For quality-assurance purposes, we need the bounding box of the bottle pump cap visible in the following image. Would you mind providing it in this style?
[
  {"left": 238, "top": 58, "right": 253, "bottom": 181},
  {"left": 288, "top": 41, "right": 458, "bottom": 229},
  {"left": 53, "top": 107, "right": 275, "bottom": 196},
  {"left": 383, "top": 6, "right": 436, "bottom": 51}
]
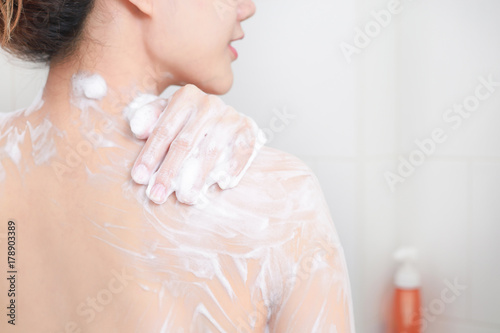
[{"left": 393, "top": 247, "right": 421, "bottom": 289}]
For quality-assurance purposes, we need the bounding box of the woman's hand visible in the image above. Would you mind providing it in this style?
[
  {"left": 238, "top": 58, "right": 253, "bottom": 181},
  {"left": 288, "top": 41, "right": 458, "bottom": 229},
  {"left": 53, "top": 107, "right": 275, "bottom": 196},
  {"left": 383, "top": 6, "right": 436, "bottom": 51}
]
[{"left": 125, "top": 84, "right": 266, "bottom": 205}]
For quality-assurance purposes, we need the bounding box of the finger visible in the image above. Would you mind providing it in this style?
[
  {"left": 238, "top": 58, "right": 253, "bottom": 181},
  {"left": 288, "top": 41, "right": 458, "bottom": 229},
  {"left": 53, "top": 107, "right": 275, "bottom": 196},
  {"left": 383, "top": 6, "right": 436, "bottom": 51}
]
[
  {"left": 202, "top": 112, "right": 260, "bottom": 190},
  {"left": 225, "top": 128, "right": 266, "bottom": 189},
  {"left": 146, "top": 110, "right": 224, "bottom": 205},
  {"left": 130, "top": 98, "right": 169, "bottom": 139},
  {"left": 186, "top": 108, "right": 243, "bottom": 198},
  {"left": 225, "top": 118, "right": 267, "bottom": 187},
  {"left": 124, "top": 94, "right": 158, "bottom": 123},
  {"left": 180, "top": 128, "right": 228, "bottom": 205},
  {"left": 131, "top": 101, "right": 195, "bottom": 185}
]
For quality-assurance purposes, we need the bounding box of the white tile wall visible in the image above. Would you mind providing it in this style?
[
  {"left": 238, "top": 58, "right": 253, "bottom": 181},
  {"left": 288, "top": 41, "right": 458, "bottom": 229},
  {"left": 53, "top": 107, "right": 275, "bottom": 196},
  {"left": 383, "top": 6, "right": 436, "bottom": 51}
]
[
  {"left": 398, "top": 0, "right": 500, "bottom": 158},
  {"left": 360, "top": 160, "right": 398, "bottom": 333},
  {"left": 396, "top": 161, "right": 469, "bottom": 319},
  {"left": 10, "top": 62, "right": 48, "bottom": 110},
  {"left": 0, "top": 50, "right": 48, "bottom": 112},
  {"left": 359, "top": 27, "right": 397, "bottom": 157},
  {"left": 470, "top": 162, "right": 500, "bottom": 325},
  {"left": 309, "top": 158, "right": 360, "bottom": 292},
  {"left": 427, "top": 319, "right": 500, "bottom": 333},
  {"left": 0, "top": 51, "right": 14, "bottom": 112},
  {"left": 2, "top": 0, "right": 500, "bottom": 332},
  {"left": 225, "top": 0, "right": 358, "bottom": 158}
]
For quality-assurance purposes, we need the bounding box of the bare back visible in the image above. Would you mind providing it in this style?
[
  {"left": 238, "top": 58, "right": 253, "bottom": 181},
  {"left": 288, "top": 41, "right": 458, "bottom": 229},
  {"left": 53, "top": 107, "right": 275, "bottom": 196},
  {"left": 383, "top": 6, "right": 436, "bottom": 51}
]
[{"left": 0, "top": 101, "right": 354, "bottom": 332}]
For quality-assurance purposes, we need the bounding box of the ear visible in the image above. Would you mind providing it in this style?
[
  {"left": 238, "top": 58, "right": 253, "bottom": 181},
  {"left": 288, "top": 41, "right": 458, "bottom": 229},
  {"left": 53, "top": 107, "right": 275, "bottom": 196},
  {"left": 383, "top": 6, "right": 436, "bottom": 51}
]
[{"left": 128, "top": 0, "right": 153, "bottom": 16}]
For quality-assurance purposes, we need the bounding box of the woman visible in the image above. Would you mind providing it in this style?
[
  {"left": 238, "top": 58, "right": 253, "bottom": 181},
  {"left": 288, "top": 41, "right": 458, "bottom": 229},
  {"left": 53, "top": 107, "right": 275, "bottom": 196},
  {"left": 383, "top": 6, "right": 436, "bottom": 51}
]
[{"left": 0, "top": 0, "right": 355, "bottom": 332}]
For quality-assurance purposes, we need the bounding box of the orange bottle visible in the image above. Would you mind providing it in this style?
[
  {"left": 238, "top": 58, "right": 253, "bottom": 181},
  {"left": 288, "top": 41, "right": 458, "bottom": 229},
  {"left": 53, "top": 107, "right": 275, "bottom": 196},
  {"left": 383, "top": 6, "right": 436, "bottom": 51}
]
[{"left": 393, "top": 247, "right": 421, "bottom": 333}]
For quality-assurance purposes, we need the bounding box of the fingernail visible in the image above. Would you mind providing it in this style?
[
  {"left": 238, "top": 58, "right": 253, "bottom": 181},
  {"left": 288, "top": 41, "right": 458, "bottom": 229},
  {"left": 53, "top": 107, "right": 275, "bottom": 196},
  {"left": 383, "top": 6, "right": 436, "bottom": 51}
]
[
  {"left": 178, "top": 189, "right": 199, "bottom": 205},
  {"left": 217, "top": 172, "right": 232, "bottom": 190},
  {"left": 132, "top": 164, "right": 150, "bottom": 184},
  {"left": 149, "top": 184, "right": 167, "bottom": 204}
]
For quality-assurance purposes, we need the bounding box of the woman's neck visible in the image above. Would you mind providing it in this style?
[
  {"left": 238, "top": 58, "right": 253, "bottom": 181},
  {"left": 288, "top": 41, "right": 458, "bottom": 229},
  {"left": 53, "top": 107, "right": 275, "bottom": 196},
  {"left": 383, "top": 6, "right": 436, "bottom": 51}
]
[
  {"left": 39, "top": 8, "right": 176, "bottom": 136},
  {"left": 23, "top": 55, "right": 170, "bottom": 179},
  {"left": 42, "top": 61, "right": 151, "bottom": 132}
]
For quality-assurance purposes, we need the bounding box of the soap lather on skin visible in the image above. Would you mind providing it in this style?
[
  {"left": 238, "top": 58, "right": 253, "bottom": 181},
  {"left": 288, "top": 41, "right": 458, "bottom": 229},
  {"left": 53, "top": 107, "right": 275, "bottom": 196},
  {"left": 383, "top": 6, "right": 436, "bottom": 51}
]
[
  {"left": 73, "top": 72, "right": 108, "bottom": 101},
  {"left": 124, "top": 93, "right": 165, "bottom": 139},
  {"left": 71, "top": 72, "right": 266, "bottom": 206},
  {"left": 125, "top": 92, "right": 266, "bottom": 206}
]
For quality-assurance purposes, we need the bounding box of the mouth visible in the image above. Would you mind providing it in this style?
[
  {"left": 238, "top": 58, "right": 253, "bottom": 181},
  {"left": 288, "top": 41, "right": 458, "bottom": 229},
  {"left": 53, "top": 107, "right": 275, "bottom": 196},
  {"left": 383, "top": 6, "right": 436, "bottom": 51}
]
[
  {"left": 229, "top": 35, "right": 244, "bottom": 60},
  {"left": 228, "top": 44, "right": 238, "bottom": 59}
]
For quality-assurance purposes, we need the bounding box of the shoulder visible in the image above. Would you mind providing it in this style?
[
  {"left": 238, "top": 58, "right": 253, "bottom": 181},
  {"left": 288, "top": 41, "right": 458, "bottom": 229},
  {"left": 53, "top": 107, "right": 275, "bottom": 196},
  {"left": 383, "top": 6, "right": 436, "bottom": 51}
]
[
  {"left": 237, "top": 146, "right": 326, "bottom": 213},
  {"left": 241, "top": 146, "right": 319, "bottom": 192},
  {"left": 200, "top": 146, "right": 335, "bottom": 241},
  {"left": 223, "top": 147, "right": 345, "bottom": 311},
  {"left": 252, "top": 146, "right": 311, "bottom": 173},
  {"left": 0, "top": 109, "right": 27, "bottom": 165},
  {"left": 239, "top": 147, "right": 341, "bottom": 251},
  {"left": 0, "top": 90, "right": 44, "bottom": 139},
  {"left": 0, "top": 108, "right": 32, "bottom": 151},
  {"left": 0, "top": 109, "right": 26, "bottom": 131},
  {"left": 0, "top": 106, "right": 48, "bottom": 184}
]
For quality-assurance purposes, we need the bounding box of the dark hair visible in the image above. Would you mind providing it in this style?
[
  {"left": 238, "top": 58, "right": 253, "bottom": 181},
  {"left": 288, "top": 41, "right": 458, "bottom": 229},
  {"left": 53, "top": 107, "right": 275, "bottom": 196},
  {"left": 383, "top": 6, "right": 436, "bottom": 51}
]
[{"left": 0, "top": 0, "right": 96, "bottom": 64}]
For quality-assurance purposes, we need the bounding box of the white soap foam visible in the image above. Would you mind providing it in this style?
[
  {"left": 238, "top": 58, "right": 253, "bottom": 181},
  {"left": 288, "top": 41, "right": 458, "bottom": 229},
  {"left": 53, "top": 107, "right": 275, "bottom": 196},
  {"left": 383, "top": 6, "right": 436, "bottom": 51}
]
[{"left": 72, "top": 72, "right": 108, "bottom": 101}]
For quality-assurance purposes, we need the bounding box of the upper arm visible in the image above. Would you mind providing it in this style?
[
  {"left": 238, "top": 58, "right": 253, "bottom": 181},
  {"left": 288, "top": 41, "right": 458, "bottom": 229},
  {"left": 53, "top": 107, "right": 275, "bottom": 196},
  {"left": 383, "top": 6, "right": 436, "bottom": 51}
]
[
  {"left": 268, "top": 168, "right": 355, "bottom": 333},
  {"left": 270, "top": 239, "right": 354, "bottom": 332}
]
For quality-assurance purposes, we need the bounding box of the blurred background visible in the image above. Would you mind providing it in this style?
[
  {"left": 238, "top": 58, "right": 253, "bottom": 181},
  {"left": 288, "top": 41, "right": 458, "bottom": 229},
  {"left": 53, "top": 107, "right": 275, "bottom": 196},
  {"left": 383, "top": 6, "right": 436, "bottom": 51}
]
[{"left": 1, "top": 0, "right": 499, "bottom": 332}]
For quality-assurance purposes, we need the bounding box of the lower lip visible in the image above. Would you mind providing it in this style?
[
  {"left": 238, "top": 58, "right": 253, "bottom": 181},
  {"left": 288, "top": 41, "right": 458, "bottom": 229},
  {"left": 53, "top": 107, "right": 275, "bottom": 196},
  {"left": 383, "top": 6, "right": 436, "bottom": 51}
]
[{"left": 229, "top": 44, "right": 238, "bottom": 59}]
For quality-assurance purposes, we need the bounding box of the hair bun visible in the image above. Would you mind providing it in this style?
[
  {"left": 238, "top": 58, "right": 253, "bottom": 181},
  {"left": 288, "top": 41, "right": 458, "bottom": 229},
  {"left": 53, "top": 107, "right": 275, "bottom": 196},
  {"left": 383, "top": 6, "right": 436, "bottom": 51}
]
[{"left": 1, "top": 0, "right": 95, "bottom": 64}]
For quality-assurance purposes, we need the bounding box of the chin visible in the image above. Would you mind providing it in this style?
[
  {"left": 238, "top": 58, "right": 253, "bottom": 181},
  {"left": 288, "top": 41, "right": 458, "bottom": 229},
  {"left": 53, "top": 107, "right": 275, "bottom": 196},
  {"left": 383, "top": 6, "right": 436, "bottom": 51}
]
[{"left": 197, "top": 73, "right": 234, "bottom": 95}]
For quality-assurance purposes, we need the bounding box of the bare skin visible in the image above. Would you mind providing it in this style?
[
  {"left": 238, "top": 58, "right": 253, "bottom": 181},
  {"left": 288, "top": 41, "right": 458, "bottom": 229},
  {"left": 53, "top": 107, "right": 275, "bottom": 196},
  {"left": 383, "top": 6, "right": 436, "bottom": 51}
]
[
  {"left": 0, "top": 0, "right": 355, "bottom": 331},
  {"left": 0, "top": 94, "right": 354, "bottom": 331}
]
